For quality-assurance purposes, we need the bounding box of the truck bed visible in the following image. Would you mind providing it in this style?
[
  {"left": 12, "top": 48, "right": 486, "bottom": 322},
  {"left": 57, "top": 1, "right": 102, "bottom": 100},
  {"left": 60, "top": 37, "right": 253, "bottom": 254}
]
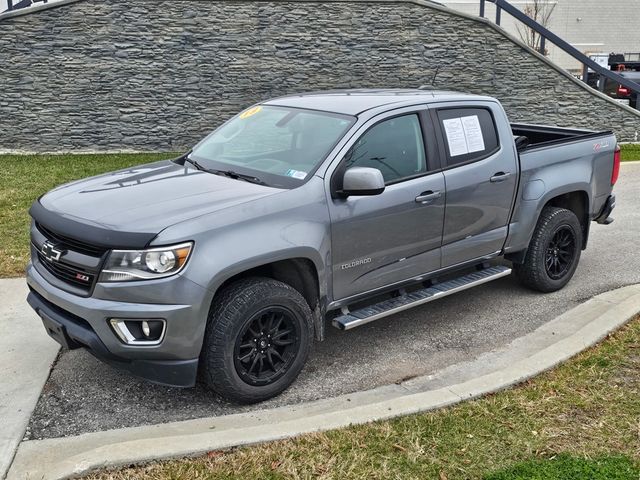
[
  {"left": 511, "top": 123, "right": 612, "bottom": 150},
  {"left": 505, "top": 123, "right": 617, "bottom": 257}
]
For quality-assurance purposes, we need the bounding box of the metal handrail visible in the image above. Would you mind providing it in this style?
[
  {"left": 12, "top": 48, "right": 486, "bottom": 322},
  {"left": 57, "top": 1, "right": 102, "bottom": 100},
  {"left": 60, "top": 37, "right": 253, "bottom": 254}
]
[
  {"left": 480, "top": 0, "right": 640, "bottom": 97},
  {"left": 4, "top": 0, "right": 50, "bottom": 13}
]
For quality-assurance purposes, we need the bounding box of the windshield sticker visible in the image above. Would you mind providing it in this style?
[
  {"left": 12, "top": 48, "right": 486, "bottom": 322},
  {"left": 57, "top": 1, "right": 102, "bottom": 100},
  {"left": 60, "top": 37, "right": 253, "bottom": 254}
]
[
  {"left": 442, "top": 115, "right": 485, "bottom": 157},
  {"left": 286, "top": 169, "right": 307, "bottom": 180},
  {"left": 239, "top": 106, "right": 262, "bottom": 119}
]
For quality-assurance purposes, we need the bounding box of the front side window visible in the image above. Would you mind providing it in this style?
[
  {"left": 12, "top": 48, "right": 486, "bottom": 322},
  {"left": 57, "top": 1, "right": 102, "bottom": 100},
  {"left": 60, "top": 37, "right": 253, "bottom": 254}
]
[
  {"left": 342, "top": 114, "right": 427, "bottom": 184},
  {"left": 190, "top": 105, "right": 355, "bottom": 188}
]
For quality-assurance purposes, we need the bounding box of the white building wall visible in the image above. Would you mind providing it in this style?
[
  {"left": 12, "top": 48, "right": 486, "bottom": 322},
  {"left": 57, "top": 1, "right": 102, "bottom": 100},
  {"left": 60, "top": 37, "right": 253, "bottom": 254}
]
[{"left": 439, "top": 0, "right": 640, "bottom": 73}]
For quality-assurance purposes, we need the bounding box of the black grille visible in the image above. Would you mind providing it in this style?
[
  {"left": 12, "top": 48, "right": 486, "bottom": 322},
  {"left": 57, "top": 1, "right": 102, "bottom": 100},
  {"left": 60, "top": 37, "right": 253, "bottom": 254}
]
[
  {"left": 34, "top": 223, "right": 106, "bottom": 295},
  {"left": 36, "top": 223, "right": 108, "bottom": 257},
  {"left": 37, "top": 252, "right": 96, "bottom": 292}
]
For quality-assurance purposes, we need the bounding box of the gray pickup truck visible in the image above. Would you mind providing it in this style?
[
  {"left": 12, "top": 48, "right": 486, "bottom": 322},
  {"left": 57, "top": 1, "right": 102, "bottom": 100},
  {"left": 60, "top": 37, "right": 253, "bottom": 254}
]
[{"left": 26, "top": 89, "right": 619, "bottom": 403}]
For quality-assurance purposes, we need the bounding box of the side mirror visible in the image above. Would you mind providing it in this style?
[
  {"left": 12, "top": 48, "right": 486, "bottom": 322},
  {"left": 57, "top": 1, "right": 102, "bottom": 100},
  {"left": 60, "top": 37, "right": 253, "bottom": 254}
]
[{"left": 341, "top": 167, "right": 385, "bottom": 196}]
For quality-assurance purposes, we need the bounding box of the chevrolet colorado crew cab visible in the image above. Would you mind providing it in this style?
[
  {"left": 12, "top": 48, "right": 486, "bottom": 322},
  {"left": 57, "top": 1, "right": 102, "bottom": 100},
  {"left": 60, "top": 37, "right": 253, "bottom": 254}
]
[{"left": 27, "top": 89, "right": 619, "bottom": 403}]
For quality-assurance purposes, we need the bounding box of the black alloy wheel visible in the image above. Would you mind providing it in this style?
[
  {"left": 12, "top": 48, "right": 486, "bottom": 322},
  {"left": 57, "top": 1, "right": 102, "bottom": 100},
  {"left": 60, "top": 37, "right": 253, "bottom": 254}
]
[
  {"left": 200, "top": 277, "right": 312, "bottom": 404},
  {"left": 513, "top": 206, "right": 583, "bottom": 293},
  {"left": 544, "top": 225, "right": 577, "bottom": 280},
  {"left": 233, "top": 307, "right": 300, "bottom": 386}
]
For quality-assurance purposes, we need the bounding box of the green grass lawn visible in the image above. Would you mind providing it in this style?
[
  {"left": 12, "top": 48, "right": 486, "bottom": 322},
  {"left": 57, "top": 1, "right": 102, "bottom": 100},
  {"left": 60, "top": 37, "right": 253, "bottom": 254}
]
[
  {"left": 621, "top": 143, "right": 640, "bottom": 161},
  {"left": 83, "top": 319, "right": 640, "bottom": 480},
  {"left": 485, "top": 454, "right": 639, "bottom": 480},
  {"left": 0, "top": 153, "right": 179, "bottom": 278}
]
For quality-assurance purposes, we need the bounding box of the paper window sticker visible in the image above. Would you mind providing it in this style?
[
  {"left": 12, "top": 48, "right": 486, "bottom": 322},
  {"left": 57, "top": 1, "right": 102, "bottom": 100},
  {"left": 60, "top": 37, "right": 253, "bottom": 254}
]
[
  {"left": 442, "top": 117, "right": 469, "bottom": 157},
  {"left": 461, "top": 115, "right": 485, "bottom": 153}
]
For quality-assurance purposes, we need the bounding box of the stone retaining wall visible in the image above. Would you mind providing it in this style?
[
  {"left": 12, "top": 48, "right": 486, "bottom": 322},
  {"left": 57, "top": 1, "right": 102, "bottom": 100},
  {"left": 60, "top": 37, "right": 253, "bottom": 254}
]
[{"left": 1, "top": 0, "right": 638, "bottom": 152}]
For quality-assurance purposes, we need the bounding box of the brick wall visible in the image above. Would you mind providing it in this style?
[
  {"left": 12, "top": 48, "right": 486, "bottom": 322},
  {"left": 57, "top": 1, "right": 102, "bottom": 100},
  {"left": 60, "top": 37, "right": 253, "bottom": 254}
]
[{"left": 0, "top": 0, "right": 638, "bottom": 152}]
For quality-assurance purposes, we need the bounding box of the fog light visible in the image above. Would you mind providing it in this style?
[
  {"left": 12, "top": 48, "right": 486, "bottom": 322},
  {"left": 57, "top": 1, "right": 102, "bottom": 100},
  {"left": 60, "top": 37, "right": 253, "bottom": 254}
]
[
  {"left": 110, "top": 319, "right": 166, "bottom": 345},
  {"left": 142, "top": 320, "right": 150, "bottom": 338}
]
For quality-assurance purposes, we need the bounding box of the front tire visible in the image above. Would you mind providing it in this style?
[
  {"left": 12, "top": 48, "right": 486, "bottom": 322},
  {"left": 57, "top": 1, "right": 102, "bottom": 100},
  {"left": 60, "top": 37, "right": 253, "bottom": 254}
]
[
  {"left": 514, "top": 206, "right": 583, "bottom": 293},
  {"left": 200, "top": 277, "right": 312, "bottom": 404}
]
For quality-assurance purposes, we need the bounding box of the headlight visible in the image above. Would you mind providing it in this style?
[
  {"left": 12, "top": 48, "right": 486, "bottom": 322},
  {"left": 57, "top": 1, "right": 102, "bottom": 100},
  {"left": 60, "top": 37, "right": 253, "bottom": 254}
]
[{"left": 99, "top": 242, "right": 193, "bottom": 282}]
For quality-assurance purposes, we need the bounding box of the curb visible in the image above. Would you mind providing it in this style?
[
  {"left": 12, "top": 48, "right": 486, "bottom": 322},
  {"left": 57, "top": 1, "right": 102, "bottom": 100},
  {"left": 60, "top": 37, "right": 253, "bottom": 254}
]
[{"left": 7, "top": 284, "right": 640, "bottom": 480}]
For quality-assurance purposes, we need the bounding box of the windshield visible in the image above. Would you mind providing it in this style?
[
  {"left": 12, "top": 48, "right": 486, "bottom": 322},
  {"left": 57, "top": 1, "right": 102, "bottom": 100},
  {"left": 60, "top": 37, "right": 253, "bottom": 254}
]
[{"left": 190, "top": 105, "right": 355, "bottom": 188}]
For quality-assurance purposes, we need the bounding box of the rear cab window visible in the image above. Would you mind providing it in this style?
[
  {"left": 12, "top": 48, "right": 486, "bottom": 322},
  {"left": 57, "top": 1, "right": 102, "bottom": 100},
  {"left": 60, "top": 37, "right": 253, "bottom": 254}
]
[{"left": 435, "top": 107, "right": 500, "bottom": 168}]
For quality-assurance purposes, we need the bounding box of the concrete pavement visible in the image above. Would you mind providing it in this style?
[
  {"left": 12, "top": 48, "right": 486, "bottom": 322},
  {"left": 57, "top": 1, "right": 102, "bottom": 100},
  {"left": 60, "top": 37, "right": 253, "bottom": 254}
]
[
  {"left": 0, "top": 279, "right": 59, "bottom": 480},
  {"left": 7, "top": 283, "right": 640, "bottom": 480}
]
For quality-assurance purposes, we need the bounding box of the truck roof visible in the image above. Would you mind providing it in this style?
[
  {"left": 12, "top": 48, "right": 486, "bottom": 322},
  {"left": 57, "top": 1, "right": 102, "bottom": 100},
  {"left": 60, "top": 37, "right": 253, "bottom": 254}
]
[{"left": 263, "top": 89, "right": 487, "bottom": 116}]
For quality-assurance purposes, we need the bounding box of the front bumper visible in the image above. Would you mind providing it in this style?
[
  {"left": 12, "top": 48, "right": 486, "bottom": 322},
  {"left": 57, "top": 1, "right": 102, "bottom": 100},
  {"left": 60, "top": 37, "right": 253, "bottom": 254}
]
[
  {"left": 26, "top": 262, "right": 213, "bottom": 387},
  {"left": 27, "top": 289, "right": 197, "bottom": 387}
]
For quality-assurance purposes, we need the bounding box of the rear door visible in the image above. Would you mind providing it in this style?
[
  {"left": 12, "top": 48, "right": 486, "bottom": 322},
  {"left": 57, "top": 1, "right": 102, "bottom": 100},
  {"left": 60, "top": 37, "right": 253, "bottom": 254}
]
[
  {"left": 327, "top": 108, "right": 446, "bottom": 301},
  {"left": 430, "top": 101, "right": 518, "bottom": 267}
]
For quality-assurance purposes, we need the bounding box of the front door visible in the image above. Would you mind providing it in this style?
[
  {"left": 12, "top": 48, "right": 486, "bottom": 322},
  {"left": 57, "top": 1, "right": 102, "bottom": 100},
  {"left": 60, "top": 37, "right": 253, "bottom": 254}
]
[{"left": 328, "top": 112, "right": 446, "bottom": 301}]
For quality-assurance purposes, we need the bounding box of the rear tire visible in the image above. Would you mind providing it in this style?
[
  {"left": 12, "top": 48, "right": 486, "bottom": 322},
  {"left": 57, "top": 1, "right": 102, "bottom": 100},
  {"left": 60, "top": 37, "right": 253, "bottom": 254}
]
[
  {"left": 514, "top": 206, "right": 582, "bottom": 293},
  {"left": 200, "top": 277, "right": 312, "bottom": 404}
]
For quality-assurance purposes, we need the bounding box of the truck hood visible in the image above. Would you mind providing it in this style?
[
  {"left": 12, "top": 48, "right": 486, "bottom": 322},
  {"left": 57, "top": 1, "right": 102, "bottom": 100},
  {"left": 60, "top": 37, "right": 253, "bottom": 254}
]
[{"left": 32, "top": 160, "right": 282, "bottom": 248}]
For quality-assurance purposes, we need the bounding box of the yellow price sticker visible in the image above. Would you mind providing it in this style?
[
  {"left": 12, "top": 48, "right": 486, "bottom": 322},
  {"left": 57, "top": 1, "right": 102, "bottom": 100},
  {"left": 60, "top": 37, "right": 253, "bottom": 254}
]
[{"left": 239, "top": 106, "right": 262, "bottom": 119}]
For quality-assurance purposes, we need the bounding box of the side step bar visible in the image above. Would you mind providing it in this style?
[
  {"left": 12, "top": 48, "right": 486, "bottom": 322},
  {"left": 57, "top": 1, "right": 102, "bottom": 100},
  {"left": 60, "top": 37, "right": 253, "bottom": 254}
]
[{"left": 332, "top": 265, "right": 512, "bottom": 331}]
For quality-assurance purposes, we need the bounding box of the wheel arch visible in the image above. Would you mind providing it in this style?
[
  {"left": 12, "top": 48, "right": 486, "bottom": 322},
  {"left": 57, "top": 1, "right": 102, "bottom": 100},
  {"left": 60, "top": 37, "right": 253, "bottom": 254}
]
[
  {"left": 211, "top": 257, "right": 325, "bottom": 341},
  {"left": 506, "top": 188, "right": 591, "bottom": 264},
  {"left": 546, "top": 190, "right": 590, "bottom": 247}
]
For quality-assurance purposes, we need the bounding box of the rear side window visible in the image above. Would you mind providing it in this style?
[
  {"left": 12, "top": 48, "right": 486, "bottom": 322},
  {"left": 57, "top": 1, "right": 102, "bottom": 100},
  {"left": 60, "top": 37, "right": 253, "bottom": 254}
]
[
  {"left": 342, "top": 114, "right": 427, "bottom": 184},
  {"left": 437, "top": 108, "right": 499, "bottom": 167}
]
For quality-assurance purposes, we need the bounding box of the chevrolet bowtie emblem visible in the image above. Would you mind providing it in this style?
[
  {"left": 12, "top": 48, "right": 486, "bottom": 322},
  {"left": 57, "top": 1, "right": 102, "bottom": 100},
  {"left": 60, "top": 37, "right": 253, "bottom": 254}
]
[{"left": 42, "top": 241, "right": 65, "bottom": 262}]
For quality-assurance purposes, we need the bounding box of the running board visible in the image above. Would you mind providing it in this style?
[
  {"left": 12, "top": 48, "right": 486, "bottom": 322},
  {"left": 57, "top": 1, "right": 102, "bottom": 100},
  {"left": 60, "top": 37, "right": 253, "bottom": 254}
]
[{"left": 332, "top": 265, "right": 512, "bottom": 331}]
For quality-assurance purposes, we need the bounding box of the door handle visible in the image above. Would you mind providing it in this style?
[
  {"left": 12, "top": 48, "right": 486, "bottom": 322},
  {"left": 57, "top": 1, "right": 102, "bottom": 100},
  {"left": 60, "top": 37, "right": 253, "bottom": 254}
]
[
  {"left": 415, "top": 190, "right": 441, "bottom": 203},
  {"left": 490, "top": 172, "right": 512, "bottom": 183}
]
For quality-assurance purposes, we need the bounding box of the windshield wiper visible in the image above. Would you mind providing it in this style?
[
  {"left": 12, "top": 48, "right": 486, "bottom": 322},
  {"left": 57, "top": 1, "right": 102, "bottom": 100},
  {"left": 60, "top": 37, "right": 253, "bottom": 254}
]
[
  {"left": 185, "top": 157, "right": 266, "bottom": 186},
  {"left": 184, "top": 155, "right": 206, "bottom": 171},
  {"left": 208, "top": 169, "right": 267, "bottom": 186}
]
